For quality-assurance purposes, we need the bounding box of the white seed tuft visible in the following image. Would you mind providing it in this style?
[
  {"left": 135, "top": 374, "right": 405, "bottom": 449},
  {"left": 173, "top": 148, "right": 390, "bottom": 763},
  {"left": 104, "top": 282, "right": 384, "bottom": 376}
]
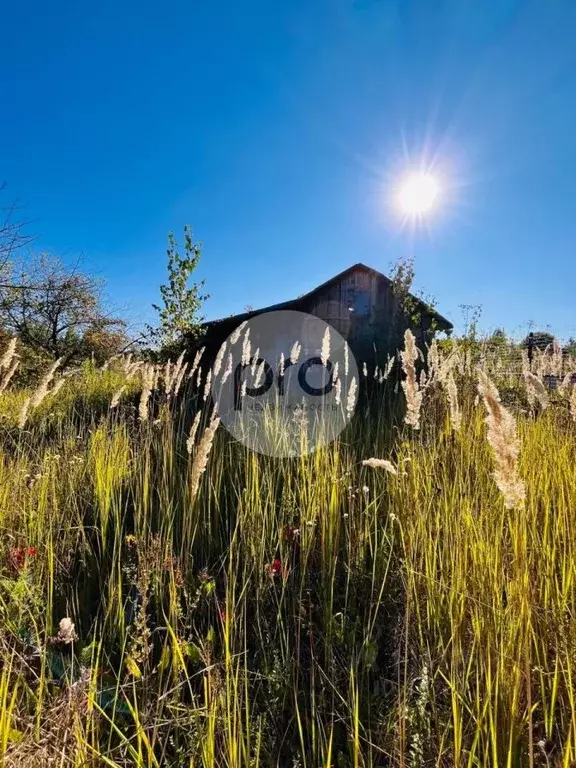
[{"left": 362, "top": 458, "right": 398, "bottom": 474}]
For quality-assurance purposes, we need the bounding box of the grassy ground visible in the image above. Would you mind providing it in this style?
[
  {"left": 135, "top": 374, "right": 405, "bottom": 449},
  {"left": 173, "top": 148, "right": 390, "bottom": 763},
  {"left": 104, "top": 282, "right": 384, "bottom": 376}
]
[{"left": 1, "top": 344, "right": 575, "bottom": 767}]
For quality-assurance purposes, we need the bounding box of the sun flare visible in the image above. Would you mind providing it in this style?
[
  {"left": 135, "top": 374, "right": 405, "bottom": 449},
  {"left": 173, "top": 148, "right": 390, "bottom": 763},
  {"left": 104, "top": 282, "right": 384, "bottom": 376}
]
[{"left": 398, "top": 173, "right": 439, "bottom": 215}]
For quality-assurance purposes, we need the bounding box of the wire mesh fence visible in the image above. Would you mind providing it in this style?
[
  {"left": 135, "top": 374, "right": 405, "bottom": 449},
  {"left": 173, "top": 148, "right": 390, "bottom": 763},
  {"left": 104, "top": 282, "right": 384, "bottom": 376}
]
[{"left": 441, "top": 335, "right": 576, "bottom": 390}]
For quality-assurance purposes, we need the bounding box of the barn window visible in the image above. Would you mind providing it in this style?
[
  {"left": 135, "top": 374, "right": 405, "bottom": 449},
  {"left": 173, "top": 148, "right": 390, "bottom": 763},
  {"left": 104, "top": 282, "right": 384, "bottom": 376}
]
[{"left": 352, "top": 290, "right": 371, "bottom": 316}]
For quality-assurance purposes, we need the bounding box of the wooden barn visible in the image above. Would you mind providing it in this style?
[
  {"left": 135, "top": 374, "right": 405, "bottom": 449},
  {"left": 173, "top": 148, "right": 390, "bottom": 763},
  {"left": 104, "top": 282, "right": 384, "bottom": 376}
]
[{"left": 197, "top": 263, "right": 452, "bottom": 364}]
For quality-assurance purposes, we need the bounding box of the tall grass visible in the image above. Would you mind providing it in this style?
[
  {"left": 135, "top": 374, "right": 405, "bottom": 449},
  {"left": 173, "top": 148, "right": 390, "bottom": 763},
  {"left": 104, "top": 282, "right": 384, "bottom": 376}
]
[{"left": 0, "top": 342, "right": 575, "bottom": 766}]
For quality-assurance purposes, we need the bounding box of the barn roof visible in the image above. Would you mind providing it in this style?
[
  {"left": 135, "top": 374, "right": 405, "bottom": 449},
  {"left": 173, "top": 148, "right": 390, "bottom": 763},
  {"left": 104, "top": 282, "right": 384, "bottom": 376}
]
[{"left": 203, "top": 262, "right": 453, "bottom": 332}]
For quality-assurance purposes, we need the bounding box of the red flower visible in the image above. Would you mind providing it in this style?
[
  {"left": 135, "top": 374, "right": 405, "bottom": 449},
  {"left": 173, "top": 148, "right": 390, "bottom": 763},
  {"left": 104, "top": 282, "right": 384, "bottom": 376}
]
[
  {"left": 8, "top": 546, "right": 36, "bottom": 570},
  {"left": 267, "top": 558, "right": 283, "bottom": 577}
]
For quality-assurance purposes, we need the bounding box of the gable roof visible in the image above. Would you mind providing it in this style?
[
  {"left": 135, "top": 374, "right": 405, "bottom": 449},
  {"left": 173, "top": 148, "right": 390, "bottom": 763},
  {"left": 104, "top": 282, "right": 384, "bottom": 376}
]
[{"left": 204, "top": 262, "right": 452, "bottom": 332}]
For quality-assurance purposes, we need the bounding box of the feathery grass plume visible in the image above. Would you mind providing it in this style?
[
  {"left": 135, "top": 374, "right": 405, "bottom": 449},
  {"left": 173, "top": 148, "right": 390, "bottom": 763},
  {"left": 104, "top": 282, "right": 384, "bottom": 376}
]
[
  {"left": 383, "top": 354, "right": 395, "bottom": 380},
  {"left": 332, "top": 361, "right": 339, "bottom": 383},
  {"left": 362, "top": 458, "right": 397, "bottom": 474},
  {"left": 427, "top": 340, "right": 439, "bottom": 381},
  {"left": 169, "top": 351, "right": 186, "bottom": 393},
  {"left": 290, "top": 341, "right": 301, "bottom": 365},
  {"left": 126, "top": 360, "right": 144, "bottom": 380},
  {"left": 213, "top": 341, "right": 227, "bottom": 377},
  {"left": 50, "top": 378, "right": 66, "bottom": 398},
  {"left": 163, "top": 359, "right": 173, "bottom": 392},
  {"left": 478, "top": 351, "right": 488, "bottom": 374},
  {"left": 278, "top": 352, "right": 285, "bottom": 378},
  {"left": 254, "top": 358, "right": 266, "bottom": 387},
  {"left": 523, "top": 371, "right": 549, "bottom": 411},
  {"left": 346, "top": 376, "right": 357, "bottom": 418},
  {"left": 445, "top": 372, "right": 461, "bottom": 431},
  {"left": 363, "top": 361, "right": 368, "bottom": 377},
  {"left": 110, "top": 385, "right": 127, "bottom": 409},
  {"left": 241, "top": 328, "right": 252, "bottom": 366},
  {"left": 335, "top": 377, "right": 342, "bottom": 405},
  {"left": 221, "top": 353, "right": 233, "bottom": 384},
  {"left": 374, "top": 365, "right": 379, "bottom": 380},
  {"left": 250, "top": 348, "right": 260, "bottom": 376},
  {"left": 465, "top": 348, "right": 473, "bottom": 374},
  {"left": 521, "top": 348, "right": 531, "bottom": 378},
  {"left": 138, "top": 364, "right": 155, "bottom": 422},
  {"left": 559, "top": 371, "right": 574, "bottom": 396},
  {"left": 202, "top": 368, "right": 212, "bottom": 402},
  {"left": 401, "top": 329, "right": 423, "bottom": 430},
  {"left": 320, "top": 327, "right": 330, "bottom": 366},
  {"left": 188, "top": 346, "right": 205, "bottom": 380},
  {"left": 571, "top": 385, "right": 576, "bottom": 422},
  {"left": 450, "top": 344, "right": 463, "bottom": 377},
  {"left": 477, "top": 369, "right": 525, "bottom": 510},
  {"left": 0, "top": 337, "right": 17, "bottom": 371},
  {"left": 442, "top": 350, "right": 459, "bottom": 384},
  {"left": 173, "top": 362, "right": 189, "bottom": 396},
  {"left": 552, "top": 338, "right": 563, "bottom": 377},
  {"left": 18, "top": 397, "right": 32, "bottom": 429},
  {"left": 230, "top": 320, "right": 248, "bottom": 345},
  {"left": 30, "top": 358, "right": 63, "bottom": 409},
  {"left": 0, "top": 357, "right": 19, "bottom": 392},
  {"left": 186, "top": 411, "right": 202, "bottom": 454},
  {"left": 536, "top": 347, "right": 550, "bottom": 378},
  {"left": 189, "top": 411, "right": 220, "bottom": 501},
  {"left": 101, "top": 353, "right": 119, "bottom": 371},
  {"left": 151, "top": 364, "right": 160, "bottom": 391},
  {"left": 344, "top": 343, "right": 349, "bottom": 377}
]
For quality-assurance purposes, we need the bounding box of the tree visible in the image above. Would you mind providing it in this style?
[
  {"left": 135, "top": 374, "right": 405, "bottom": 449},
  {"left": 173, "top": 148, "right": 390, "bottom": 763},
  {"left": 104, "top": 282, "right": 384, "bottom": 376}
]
[
  {"left": 148, "top": 226, "right": 209, "bottom": 354},
  {"left": 80, "top": 327, "right": 130, "bottom": 365},
  {"left": 0, "top": 184, "right": 35, "bottom": 278},
  {"left": 388, "top": 255, "right": 440, "bottom": 343},
  {"left": 0, "top": 252, "right": 125, "bottom": 365},
  {"left": 488, "top": 328, "right": 508, "bottom": 346},
  {"left": 564, "top": 338, "right": 576, "bottom": 358},
  {"left": 522, "top": 330, "right": 555, "bottom": 351}
]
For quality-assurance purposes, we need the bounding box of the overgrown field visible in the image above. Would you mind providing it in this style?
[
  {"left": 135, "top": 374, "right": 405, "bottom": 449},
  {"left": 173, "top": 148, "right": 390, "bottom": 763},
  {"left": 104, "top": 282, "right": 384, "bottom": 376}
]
[{"left": 1, "top": 337, "right": 576, "bottom": 767}]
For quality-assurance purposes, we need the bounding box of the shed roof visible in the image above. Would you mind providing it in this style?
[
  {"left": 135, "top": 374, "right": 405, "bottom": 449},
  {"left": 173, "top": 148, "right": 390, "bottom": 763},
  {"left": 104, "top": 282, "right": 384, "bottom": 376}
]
[{"left": 203, "top": 262, "right": 453, "bottom": 332}]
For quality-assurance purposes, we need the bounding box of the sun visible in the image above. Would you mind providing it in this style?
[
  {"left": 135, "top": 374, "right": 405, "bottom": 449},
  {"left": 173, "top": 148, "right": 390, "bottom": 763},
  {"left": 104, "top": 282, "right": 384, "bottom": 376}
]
[{"left": 398, "top": 173, "right": 439, "bottom": 215}]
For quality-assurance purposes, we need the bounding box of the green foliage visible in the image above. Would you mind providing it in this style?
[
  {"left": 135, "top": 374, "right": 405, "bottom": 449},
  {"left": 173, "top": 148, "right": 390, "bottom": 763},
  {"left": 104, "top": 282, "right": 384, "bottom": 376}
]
[
  {"left": 565, "top": 337, "right": 576, "bottom": 357},
  {"left": 149, "top": 226, "right": 209, "bottom": 354},
  {"left": 388, "top": 255, "right": 440, "bottom": 345},
  {"left": 488, "top": 327, "right": 508, "bottom": 345},
  {"left": 522, "top": 329, "right": 555, "bottom": 350},
  {"left": 459, "top": 303, "right": 483, "bottom": 341},
  {"left": 0, "top": 252, "right": 126, "bottom": 366}
]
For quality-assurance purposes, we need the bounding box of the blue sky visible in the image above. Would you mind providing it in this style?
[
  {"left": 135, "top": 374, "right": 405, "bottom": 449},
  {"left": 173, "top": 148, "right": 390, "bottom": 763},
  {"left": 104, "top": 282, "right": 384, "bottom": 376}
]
[{"left": 2, "top": 0, "right": 576, "bottom": 339}]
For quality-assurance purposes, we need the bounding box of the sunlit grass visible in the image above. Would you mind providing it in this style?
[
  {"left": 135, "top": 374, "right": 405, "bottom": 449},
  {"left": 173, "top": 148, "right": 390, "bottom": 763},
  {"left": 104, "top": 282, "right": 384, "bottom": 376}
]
[{"left": 0, "top": 347, "right": 575, "bottom": 765}]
